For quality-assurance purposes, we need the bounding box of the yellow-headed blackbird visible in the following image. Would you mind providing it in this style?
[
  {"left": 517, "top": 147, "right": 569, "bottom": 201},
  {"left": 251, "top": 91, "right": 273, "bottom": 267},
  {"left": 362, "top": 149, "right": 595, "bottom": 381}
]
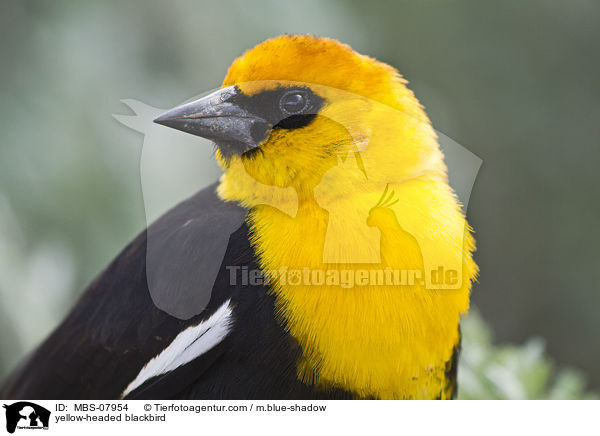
[{"left": 1, "top": 35, "right": 477, "bottom": 400}]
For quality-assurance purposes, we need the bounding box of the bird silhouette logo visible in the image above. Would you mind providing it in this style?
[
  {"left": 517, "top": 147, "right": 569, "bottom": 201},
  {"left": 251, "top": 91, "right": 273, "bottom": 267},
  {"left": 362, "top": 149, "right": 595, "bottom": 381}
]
[{"left": 114, "top": 83, "right": 481, "bottom": 319}]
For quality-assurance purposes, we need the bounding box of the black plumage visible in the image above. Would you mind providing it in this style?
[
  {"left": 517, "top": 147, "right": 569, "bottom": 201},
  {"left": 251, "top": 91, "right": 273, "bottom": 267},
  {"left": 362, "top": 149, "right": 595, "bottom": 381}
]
[{"left": 0, "top": 183, "right": 353, "bottom": 400}]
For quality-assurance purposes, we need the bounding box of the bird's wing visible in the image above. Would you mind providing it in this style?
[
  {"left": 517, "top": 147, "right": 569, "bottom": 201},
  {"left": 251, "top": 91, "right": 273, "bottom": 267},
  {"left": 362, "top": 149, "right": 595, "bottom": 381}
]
[{"left": 0, "top": 183, "right": 250, "bottom": 400}]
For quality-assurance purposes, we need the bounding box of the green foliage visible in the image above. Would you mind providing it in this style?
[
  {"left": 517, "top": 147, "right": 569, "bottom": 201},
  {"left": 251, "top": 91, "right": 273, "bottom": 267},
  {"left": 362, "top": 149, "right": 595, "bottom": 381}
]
[{"left": 458, "top": 310, "right": 598, "bottom": 400}]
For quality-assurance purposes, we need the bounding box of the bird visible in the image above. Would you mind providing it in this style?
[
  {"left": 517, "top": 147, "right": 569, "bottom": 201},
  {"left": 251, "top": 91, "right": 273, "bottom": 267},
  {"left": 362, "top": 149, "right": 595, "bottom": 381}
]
[{"left": 0, "top": 35, "right": 477, "bottom": 400}]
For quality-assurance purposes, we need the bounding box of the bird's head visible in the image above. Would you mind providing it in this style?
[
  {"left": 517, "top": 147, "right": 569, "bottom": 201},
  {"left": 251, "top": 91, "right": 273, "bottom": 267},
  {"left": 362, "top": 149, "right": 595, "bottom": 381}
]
[{"left": 155, "top": 35, "right": 445, "bottom": 201}]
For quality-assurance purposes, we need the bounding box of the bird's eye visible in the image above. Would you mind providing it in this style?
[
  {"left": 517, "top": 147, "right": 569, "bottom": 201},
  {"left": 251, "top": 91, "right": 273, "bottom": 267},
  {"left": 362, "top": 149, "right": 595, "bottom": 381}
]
[{"left": 279, "top": 90, "right": 309, "bottom": 115}]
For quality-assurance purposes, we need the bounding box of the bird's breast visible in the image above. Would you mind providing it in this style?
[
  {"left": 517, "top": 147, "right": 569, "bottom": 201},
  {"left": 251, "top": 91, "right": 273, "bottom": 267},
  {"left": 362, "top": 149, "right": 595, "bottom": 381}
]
[{"left": 244, "top": 195, "right": 469, "bottom": 399}]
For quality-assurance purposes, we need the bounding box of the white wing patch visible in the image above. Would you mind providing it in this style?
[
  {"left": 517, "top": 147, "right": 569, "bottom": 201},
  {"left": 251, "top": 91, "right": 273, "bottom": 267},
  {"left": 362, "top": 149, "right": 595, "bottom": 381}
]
[{"left": 121, "top": 299, "right": 234, "bottom": 398}]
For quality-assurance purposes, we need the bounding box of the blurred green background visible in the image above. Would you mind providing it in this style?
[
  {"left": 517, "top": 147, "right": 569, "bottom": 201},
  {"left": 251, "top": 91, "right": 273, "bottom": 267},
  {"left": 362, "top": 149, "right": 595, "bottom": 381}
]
[{"left": 0, "top": 0, "right": 598, "bottom": 398}]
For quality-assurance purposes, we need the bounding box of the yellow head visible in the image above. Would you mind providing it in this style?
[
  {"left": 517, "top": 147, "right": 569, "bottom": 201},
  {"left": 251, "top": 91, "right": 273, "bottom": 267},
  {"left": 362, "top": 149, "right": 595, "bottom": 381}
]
[{"left": 156, "top": 35, "right": 446, "bottom": 201}]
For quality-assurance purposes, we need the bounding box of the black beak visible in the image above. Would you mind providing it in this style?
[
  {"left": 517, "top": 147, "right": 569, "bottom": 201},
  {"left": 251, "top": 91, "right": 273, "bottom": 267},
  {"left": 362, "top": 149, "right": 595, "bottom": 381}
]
[{"left": 154, "top": 86, "right": 270, "bottom": 157}]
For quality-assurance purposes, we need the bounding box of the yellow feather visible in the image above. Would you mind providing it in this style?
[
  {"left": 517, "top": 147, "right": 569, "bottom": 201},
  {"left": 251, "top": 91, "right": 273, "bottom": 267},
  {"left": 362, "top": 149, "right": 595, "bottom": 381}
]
[{"left": 217, "top": 35, "right": 478, "bottom": 399}]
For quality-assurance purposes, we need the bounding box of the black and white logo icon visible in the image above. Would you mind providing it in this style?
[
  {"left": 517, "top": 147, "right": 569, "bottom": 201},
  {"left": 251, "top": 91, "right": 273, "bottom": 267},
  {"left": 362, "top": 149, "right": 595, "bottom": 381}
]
[{"left": 2, "top": 402, "right": 50, "bottom": 433}]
